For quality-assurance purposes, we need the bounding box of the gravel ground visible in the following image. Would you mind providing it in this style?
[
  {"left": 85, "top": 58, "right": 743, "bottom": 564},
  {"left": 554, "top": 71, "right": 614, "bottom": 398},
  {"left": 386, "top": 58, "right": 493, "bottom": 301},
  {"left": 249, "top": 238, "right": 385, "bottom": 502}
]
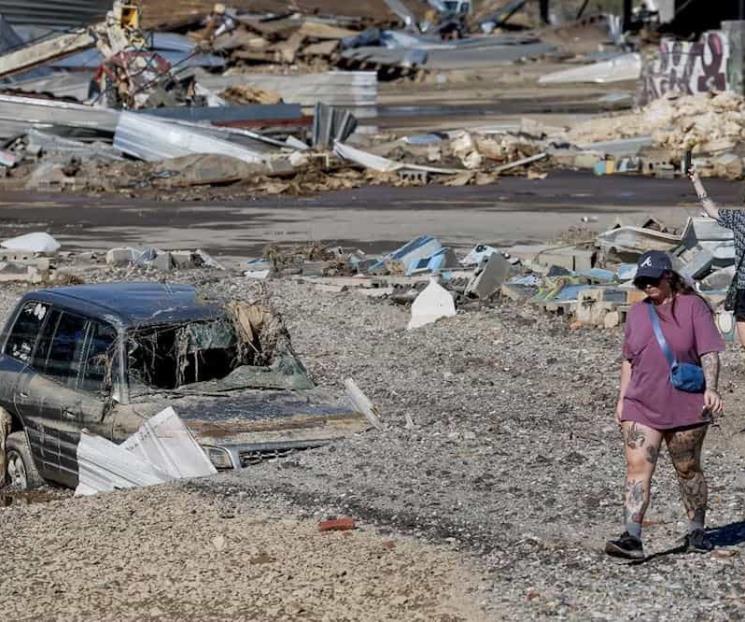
[
  {"left": 0, "top": 485, "right": 488, "bottom": 621},
  {"left": 1, "top": 273, "right": 745, "bottom": 620}
]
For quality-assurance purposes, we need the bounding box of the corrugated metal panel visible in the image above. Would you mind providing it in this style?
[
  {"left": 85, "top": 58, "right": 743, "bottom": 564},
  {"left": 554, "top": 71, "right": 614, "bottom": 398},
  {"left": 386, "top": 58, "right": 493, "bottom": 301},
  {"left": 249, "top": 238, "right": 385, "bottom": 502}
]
[
  {"left": 7, "top": 71, "right": 93, "bottom": 100},
  {"left": 76, "top": 407, "right": 217, "bottom": 497},
  {"left": 52, "top": 48, "right": 225, "bottom": 70},
  {"left": 0, "top": 93, "right": 118, "bottom": 136},
  {"left": 0, "top": 0, "right": 112, "bottom": 28},
  {"left": 141, "top": 103, "right": 303, "bottom": 123},
  {"left": 114, "top": 111, "right": 268, "bottom": 163},
  {"left": 195, "top": 70, "right": 378, "bottom": 114}
]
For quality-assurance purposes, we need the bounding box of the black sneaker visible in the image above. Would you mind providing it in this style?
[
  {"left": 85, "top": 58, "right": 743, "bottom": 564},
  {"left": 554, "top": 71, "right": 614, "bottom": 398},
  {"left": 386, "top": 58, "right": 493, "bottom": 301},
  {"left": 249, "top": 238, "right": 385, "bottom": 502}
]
[
  {"left": 605, "top": 532, "right": 645, "bottom": 559},
  {"left": 685, "top": 529, "right": 714, "bottom": 553}
]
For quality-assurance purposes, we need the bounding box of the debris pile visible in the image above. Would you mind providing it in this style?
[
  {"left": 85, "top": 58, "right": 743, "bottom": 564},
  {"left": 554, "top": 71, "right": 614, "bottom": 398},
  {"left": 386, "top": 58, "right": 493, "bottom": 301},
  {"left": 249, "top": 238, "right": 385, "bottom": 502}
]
[
  {"left": 564, "top": 92, "right": 745, "bottom": 179},
  {"left": 249, "top": 216, "right": 737, "bottom": 338},
  {"left": 0, "top": 114, "right": 557, "bottom": 197}
]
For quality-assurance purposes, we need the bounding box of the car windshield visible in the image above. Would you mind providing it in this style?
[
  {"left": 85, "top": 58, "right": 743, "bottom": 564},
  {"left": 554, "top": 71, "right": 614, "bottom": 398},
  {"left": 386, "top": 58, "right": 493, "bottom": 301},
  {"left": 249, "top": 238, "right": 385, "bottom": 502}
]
[
  {"left": 126, "top": 307, "right": 313, "bottom": 398},
  {"left": 127, "top": 318, "right": 239, "bottom": 393}
]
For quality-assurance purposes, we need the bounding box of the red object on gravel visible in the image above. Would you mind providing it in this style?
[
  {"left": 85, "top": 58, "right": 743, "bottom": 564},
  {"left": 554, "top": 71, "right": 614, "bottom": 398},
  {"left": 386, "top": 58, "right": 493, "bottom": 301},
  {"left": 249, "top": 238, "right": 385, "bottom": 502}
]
[{"left": 318, "top": 517, "right": 356, "bottom": 532}]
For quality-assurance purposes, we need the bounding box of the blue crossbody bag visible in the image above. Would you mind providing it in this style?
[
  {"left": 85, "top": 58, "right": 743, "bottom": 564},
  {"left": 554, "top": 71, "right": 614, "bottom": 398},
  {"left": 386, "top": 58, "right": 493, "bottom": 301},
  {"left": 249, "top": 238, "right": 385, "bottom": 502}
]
[{"left": 646, "top": 303, "right": 705, "bottom": 393}]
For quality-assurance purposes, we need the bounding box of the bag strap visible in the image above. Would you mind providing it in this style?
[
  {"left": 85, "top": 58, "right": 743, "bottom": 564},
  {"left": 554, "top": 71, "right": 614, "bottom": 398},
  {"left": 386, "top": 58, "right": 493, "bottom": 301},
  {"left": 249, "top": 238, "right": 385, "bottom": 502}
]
[{"left": 646, "top": 303, "right": 677, "bottom": 369}]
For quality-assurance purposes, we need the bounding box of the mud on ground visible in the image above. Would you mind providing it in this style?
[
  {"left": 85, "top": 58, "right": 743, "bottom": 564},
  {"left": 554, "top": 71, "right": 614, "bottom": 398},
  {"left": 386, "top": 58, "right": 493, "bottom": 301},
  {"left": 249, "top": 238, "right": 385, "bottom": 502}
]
[{"left": 0, "top": 275, "right": 744, "bottom": 620}]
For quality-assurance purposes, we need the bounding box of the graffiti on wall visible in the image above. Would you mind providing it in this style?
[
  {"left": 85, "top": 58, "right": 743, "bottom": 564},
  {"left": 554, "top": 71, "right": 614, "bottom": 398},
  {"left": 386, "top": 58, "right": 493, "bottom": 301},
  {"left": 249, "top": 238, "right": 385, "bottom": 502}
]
[{"left": 640, "top": 31, "right": 730, "bottom": 104}]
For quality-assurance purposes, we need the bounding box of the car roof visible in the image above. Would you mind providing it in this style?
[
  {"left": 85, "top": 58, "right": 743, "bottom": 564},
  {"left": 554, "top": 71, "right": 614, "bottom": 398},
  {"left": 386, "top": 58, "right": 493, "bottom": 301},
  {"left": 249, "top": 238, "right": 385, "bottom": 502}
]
[{"left": 25, "top": 282, "right": 225, "bottom": 328}]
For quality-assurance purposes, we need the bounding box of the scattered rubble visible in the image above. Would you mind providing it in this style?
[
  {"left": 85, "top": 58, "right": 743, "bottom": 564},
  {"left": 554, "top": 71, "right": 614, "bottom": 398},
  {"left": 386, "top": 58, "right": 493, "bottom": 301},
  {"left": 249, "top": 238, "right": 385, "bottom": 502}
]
[{"left": 228, "top": 213, "right": 736, "bottom": 338}]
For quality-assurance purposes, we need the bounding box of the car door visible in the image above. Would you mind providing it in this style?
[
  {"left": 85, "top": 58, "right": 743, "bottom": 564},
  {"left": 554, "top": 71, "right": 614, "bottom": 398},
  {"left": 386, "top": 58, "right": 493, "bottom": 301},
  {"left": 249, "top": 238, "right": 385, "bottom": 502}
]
[{"left": 15, "top": 309, "right": 113, "bottom": 488}]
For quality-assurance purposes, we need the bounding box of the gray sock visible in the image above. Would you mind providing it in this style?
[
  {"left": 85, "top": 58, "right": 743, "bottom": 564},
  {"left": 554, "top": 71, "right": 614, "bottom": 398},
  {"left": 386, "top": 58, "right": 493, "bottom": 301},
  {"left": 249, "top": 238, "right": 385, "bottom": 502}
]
[
  {"left": 626, "top": 521, "right": 642, "bottom": 539},
  {"left": 689, "top": 518, "right": 705, "bottom": 533}
]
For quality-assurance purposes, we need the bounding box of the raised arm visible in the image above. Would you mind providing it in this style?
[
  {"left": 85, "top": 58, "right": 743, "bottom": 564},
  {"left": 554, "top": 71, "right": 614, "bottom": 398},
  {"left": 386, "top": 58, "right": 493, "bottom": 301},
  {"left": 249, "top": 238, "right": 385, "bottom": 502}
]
[{"left": 687, "top": 169, "right": 719, "bottom": 220}]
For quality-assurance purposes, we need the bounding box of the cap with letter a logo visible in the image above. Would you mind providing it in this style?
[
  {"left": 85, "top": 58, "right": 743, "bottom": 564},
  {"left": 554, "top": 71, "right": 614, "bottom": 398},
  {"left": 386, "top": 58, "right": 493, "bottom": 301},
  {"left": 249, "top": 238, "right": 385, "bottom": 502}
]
[{"left": 634, "top": 250, "right": 672, "bottom": 279}]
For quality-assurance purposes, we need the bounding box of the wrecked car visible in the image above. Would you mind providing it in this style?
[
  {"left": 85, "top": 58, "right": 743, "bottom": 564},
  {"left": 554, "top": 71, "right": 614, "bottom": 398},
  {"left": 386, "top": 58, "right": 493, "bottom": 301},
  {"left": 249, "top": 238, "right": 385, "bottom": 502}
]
[{"left": 0, "top": 283, "right": 367, "bottom": 490}]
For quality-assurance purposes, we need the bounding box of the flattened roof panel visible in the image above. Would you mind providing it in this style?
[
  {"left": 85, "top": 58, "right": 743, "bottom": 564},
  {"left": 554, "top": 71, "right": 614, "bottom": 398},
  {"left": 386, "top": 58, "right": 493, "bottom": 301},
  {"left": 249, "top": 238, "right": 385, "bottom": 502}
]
[{"left": 0, "top": 0, "right": 112, "bottom": 27}]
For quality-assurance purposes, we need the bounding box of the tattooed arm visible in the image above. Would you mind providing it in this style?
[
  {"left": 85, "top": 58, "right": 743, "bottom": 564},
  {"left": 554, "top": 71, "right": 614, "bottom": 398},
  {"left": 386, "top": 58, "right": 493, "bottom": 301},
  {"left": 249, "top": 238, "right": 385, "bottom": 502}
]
[
  {"left": 701, "top": 352, "right": 724, "bottom": 415},
  {"left": 701, "top": 352, "right": 719, "bottom": 391}
]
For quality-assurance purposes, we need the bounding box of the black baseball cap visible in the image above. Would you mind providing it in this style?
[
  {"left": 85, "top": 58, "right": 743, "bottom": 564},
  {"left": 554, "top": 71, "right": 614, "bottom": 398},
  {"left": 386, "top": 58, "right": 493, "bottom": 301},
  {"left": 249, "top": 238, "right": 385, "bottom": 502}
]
[{"left": 634, "top": 250, "right": 673, "bottom": 281}]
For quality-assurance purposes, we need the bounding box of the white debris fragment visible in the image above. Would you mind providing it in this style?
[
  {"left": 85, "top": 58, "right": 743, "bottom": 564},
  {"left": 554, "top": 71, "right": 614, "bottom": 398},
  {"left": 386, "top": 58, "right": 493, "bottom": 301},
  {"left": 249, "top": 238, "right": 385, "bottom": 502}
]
[
  {"left": 2, "top": 232, "right": 60, "bottom": 254},
  {"left": 538, "top": 53, "right": 642, "bottom": 85},
  {"left": 407, "top": 278, "right": 456, "bottom": 330},
  {"left": 333, "top": 141, "right": 462, "bottom": 175},
  {"left": 344, "top": 378, "right": 383, "bottom": 430},
  {"left": 245, "top": 269, "right": 271, "bottom": 280},
  {"left": 121, "top": 407, "right": 217, "bottom": 480},
  {"left": 75, "top": 432, "right": 172, "bottom": 497},
  {"left": 75, "top": 407, "right": 217, "bottom": 497}
]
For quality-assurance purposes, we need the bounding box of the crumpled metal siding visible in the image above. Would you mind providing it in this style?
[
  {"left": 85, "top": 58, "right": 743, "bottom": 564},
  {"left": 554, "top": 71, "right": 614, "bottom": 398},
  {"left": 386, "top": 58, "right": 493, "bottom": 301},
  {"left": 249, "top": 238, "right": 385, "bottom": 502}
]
[
  {"left": 0, "top": 1, "right": 112, "bottom": 28},
  {"left": 113, "top": 111, "right": 268, "bottom": 163}
]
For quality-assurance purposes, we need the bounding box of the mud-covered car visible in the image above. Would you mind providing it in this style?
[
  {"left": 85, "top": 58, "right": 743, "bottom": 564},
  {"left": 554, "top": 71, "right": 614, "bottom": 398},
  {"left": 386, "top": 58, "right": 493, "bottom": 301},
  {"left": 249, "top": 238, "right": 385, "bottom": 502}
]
[{"left": 0, "top": 283, "right": 367, "bottom": 489}]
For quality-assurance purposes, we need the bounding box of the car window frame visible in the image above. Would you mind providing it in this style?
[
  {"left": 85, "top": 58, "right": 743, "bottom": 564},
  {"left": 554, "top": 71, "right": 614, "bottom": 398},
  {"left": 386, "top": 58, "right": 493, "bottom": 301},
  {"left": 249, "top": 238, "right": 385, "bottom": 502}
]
[
  {"left": 3, "top": 299, "right": 51, "bottom": 365},
  {"left": 78, "top": 317, "right": 119, "bottom": 397},
  {"left": 32, "top": 308, "right": 91, "bottom": 390}
]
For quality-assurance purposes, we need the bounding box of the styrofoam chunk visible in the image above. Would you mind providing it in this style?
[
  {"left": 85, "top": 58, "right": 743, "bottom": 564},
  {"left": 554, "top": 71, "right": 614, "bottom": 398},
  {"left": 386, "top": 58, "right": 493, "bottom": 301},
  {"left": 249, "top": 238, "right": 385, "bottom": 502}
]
[{"left": 407, "top": 278, "right": 456, "bottom": 330}]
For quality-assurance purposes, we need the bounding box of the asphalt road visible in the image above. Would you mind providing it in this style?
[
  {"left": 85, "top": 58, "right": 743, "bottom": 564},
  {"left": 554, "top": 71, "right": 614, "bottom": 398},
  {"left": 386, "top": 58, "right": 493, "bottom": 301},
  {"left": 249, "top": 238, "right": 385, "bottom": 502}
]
[{"left": 0, "top": 171, "right": 741, "bottom": 259}]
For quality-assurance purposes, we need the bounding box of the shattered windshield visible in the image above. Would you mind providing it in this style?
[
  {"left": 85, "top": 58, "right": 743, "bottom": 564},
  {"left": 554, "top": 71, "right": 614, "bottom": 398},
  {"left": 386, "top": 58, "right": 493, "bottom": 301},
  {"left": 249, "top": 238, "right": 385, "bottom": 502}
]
[
  {"left": 128, "top": 318, "right": 239, "bottom": 392},
  {"left": 126, "top": 303, "right": 313, "bottom": 397}
]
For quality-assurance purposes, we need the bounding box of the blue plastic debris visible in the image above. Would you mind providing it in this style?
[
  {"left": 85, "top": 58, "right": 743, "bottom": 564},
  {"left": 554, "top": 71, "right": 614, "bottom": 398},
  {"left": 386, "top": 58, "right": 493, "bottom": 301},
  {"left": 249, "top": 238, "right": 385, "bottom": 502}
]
[
  {"left": 554, "top": 284, "right": 590, "bottom": 301},
  {"left": 617, "top": 263, "right": 637, "bottom": 281},
  {"left": 409, "top": 248, "right": 459, "bottom": 275},
  {"left": 371, "top": 235, "right": 443, "bottom": 275}
]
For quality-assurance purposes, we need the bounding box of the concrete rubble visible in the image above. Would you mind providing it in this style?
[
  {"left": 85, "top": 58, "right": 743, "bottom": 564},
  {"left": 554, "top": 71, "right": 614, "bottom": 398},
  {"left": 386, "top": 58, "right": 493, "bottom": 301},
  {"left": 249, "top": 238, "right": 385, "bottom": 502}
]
[{"left": 233, "top": 215, "right": 737, "bottom": 338}]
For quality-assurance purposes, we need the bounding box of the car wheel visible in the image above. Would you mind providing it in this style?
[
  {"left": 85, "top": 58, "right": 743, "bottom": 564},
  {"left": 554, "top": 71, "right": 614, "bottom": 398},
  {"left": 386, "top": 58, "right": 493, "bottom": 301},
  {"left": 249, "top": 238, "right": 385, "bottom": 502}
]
[{"left": 5, "top": 431, "right": 43, "bottom": 490}]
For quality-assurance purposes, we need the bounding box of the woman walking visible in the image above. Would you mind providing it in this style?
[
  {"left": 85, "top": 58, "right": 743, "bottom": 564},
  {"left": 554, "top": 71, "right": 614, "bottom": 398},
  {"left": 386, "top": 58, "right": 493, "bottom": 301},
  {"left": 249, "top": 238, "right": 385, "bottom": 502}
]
[
  {"left": 605, "top": 250, "right": 724, "bottom": 559},
  {"left": 689, "top": 168, "right": 745, "bottom": 344}
]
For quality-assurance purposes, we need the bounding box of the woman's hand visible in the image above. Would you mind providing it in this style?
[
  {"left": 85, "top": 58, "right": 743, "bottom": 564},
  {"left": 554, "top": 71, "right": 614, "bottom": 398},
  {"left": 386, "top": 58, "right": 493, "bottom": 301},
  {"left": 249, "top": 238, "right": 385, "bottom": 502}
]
[
  {"left": 615, "top": 399, "right": 624, "bottom": 426},
  {"left": 704, "top": 389, "right": 724, "bottom": 416}
]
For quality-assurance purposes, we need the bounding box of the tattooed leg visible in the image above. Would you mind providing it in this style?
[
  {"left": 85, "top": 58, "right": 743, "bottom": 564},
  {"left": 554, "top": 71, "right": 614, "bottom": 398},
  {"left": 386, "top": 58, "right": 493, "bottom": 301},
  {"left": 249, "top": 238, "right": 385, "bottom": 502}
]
[
  {"left": 665, "top": 425, "right": 708, "bottom": 531},
  {"left": 621, "top": 421, "right": 663, "bottom": 538}
]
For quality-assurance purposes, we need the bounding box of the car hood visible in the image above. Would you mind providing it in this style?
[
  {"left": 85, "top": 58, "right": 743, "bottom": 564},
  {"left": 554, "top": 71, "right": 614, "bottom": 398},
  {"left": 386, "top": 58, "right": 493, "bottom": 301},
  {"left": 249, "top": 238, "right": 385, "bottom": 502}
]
[{"left": 113, "top": 387, "right": 369, "bottom": 449}]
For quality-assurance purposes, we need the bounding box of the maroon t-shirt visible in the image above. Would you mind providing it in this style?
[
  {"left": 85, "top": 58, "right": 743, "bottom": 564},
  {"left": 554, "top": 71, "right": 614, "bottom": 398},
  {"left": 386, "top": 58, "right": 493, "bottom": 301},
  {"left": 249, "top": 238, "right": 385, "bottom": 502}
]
[{"left": 621, "top": 294, "right": 724, "bottom": 430}]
